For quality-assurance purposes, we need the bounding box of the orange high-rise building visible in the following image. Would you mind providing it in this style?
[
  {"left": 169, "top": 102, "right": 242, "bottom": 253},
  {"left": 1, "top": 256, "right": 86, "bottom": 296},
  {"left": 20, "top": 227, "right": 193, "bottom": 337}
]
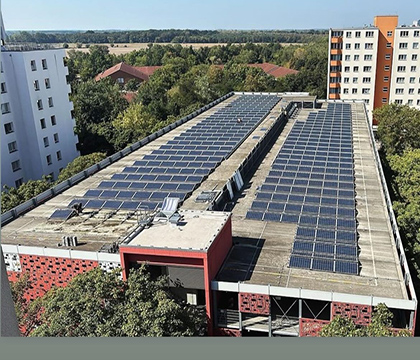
[{"left": 327, "top": 16, "right": 420, "bottom": 125}]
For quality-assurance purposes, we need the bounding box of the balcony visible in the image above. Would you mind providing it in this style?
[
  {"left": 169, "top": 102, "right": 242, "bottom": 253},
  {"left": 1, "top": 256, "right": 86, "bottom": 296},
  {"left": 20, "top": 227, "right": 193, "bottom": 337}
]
[
  {"left": 329, "top": 83, "right": 341, "bottom": 88},
  {"left": 329, "top": 93, "right": 341, "bottom": 100},
  {"left": 330, "top": 72, "right": 341, "bottom": 77},
  {"left": 330, "top": 60, "right": 341, "bottom": 67},
  {"left": 331, "top": 37, "right": 343, "bottom": 43},
  {"left": 330, "top": 49, "right": 342, "bottom": 55}
]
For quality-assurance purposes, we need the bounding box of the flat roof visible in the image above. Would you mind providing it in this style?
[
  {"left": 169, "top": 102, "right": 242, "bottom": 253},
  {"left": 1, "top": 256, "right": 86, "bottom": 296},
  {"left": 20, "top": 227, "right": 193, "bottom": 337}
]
[
  {"left": 217, "top": 103, "right": 408, "bottom": 300},
  {"left": 125, "top": 210, "right": 230, "bottom": 252}
]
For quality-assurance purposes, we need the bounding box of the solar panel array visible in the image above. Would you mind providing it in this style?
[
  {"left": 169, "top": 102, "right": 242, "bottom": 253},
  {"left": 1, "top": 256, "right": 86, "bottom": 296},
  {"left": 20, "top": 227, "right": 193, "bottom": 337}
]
[
  {"left": 246, "top": 103, "right": 359, "bottom": 275},
  {"left": 51, "top": 94, "right": 280, "bottom": 218}
]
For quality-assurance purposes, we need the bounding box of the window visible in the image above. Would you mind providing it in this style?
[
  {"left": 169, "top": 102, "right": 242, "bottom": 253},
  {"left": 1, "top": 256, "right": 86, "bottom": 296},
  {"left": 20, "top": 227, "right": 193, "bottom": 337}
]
[
  {"left": 48, "top": 97, "right": 53, "bottom": 107},
  {"left": 395, "top": 99, "right": 403, "bottom": 104},
  {"left": 343, "top": 77, "right": 349, "bottom": 83},
  {"left": 362, "top": 77, "right": 371, "bottom": 83},
  {"left": 354, "top": 54, "right": 359, "bottom": 61},
  {"left": 0, "top": 61, "right": 3, "bottom": 73},
  {"left": 51, "top": 115, "right": 56, "bottom": 126},
  {"left": 329, "top": 77, "right": 341, "bottom": 83},
  {"left": 40, "top": 118, "right": 46, "bottom": 129},
  {"left": 366, "top": 31, "right": 374, "bottom": 37},
  {"left": 396, "top": 77, "right": 405, "bottom": 83},
  {"left": 46, "top": 155, "right": 52, "bottom": 166},
  {"left": 382, "top": 98, "right": 387, "bottom": 103},
  {"left": 383, "top": 87, "right": 388, "bottom": 92},
  {"left": 398, "top": 54, "right": 407, "bottom": 61},
  {"left": 331, "top": 31, "right": 343, "bottom": 37},
  {"left": 352, "top": 88, "right": 358, "bottom": 94},
  {"left": 345, "top": 43, "right": 351, "bottom": 50},
  {"left": 386, "top": 42, "right": 391, "bottom": 48},
  {"left": 409, "top": 77, "right": 415, "bottom": 83},
  {"left": 1, "top": 82, "right": 6, "bottom": 93},
  {"left": 365, "top": 43, "right": 373, "bottom": 49},
  {"left": 411, "top": 66, "right": 417, "bottom": 72},
  {"left": 353, "top": 66, "right": 359, "bottom": 72},
  {"left": 343, "top": 88, "right": 349, "bottom": 94},
  {"left": 4, "top": 122, "right": 14, "bottom": 134},
  {"left": 45, "top": 78, "right": 50, "bottom": 89},
  {"left": 37, "top": 99, "right": 43, "bottom": 110},
  {"left": 43, "top": 137, "right": 49, "bottom": 147},
  {"left": 400, "top": 30, "right": 409, "bottom": 37},
  {"left": 346, "top": 31, "right": 352, "bottom": 38},
  {"left": 383, "top": 76, "right": 389, "bottom": 82},
  {"left": 409, "top": 88, "right": 414, "bottom": 94},
  {"left": 364, "top": 54, "right": 372, "bottom": 61},
  {"left": 415, "top": 30, "right": 420, "bottom": 37},
  {"left": 364, "top": 99, "right": 370, "bottom": 104},
  {"left": 11, "top": 160, "right": 21, "bottom": 172},
  {"left": 8, "top": 141, "right": 17, "bottom": 153},
  {"left": 355, "top": 43, "right": 360, "bottom": 49},
  {"left": 355, "top": 31, "right": 361, "bottom": 38},
  {"left": 344, "top": 66, "right": 350, "bottom": 72},
  {"left": 418, "top": 100, "right": 420, "bottom": 106},
  {"left": 30, "top": 60, "right": 36, "bottom": 71},
  {"left": 53, "top": 133, "right": 59, "bottom": 143},
  {"left": 331, "top": 54, "right": 342, "bottom": 61},
  {"left": 56, "top": 151, "right": 62, "bottom": 161},
  {"left": 385, "top": 54, "right": 391, "bottom": 60},
  {"left": 15, "top": 178, "right": 23, "bottom": 188},
  {"left": 117, "top": 77, "right": 125, "bottom": 84},
  {"left": 413, "top": 54, "right": 418, "bottom": 61},
  {"left": 362, "top": 88, "right": 370, "bottom": 94},
  {"left": 353, "top": 77, "right": 358, "bottom": 83},
  {"left": 395, "top": 88, "right": 404, "bottom": 94},
  {"left": 363, "top": 66, "right": 372, "bottom": 72},
  {"left": 387, "top": 30, "right": 393, "bottom": 37},
  {"left": 1, "top": 102, "right": 11, "bottom": 114},
  {"left": 399, "top": 43, "right": 408, "bottom": 49},
  {"left": 33, "top": 80, "right": 40, "bottom": 91},
  {"left": 397, "top": 66, "right": 406, "bottom": 72},
  {"left": 413, "top": 43, "right": 419, "bottom": 49},
  {"left": 330, "top": 65, "right": 342, "bottom": 72},
  {"left": 408, "top": 99, "right": 413, "bottom": 105},
  {"left": 345, "top": 55, "right": 351, "bottom": 61},
  {"left": 42, "top": 59, "right": 47, "bottom": 70}
]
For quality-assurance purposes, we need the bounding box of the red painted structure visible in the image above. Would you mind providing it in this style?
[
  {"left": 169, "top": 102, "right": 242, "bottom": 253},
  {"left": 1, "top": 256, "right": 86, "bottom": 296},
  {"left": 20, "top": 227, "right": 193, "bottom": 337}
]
[
  {"left": 7, "top": 254, "right": 98, "bottom": 301},
  {"left": 119, "top": 215, "right": 233, "bottom": 335},
  {"left": 239, "top": 293, "right": 270, "bottom": 315}
]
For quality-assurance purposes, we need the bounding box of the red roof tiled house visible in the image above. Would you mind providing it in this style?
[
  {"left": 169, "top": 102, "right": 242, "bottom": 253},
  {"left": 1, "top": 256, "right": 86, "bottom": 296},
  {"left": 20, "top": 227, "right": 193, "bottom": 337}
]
[
  {"left": 247, "top": 63, "right": 298, "bottom": 77},
  {"left": 95, "top": 62, "right": 162, "bottom": 85}
]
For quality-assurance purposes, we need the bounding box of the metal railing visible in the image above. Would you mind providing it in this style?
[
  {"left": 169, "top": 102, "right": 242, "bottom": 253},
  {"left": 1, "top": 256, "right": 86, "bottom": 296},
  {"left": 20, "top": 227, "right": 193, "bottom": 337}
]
[{"left": 217, "top": 309, "right": 240, "bottom": 328}]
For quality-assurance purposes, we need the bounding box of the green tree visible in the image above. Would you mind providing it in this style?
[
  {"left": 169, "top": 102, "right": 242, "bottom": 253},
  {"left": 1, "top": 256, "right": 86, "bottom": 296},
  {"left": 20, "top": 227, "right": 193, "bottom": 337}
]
[
  {"left": 375, "top": 103, "right": 420, "bottom": 157},
  {"left": 1, "top": 176, "right": 53, "bottom": 214},
  {"left": 319, "top": 303, "right": 411, "bottom": 337},
  {"left": 29, "top": 266, "right": 206, "bottom": 337},
  {"left": 56, "top": 152, "right": 107, "bottom": 183},
  {"left": 72, "top": 78, "right": 128, "bottom": 155}
]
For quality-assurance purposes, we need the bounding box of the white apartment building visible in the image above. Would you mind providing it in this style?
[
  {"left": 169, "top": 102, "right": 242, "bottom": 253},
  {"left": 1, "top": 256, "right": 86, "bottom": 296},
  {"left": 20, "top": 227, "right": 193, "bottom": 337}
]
[
  {"left": 1, "top": 13, "right": 79, "bottom": 189},
  {"left": 327, "top": 16, "right": 420, "bottom": 124},
  {"left": 389, "top": 25, "right": 420, "bottom": 108}
]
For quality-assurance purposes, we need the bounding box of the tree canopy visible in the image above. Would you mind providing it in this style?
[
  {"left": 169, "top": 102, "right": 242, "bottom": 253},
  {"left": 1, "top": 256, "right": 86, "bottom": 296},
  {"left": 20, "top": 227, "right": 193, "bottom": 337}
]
[
  {"left": 15, "top": 266, "right": 206, "bottom": 337},
  {"left": 55, "top": 152, "right": 107, "bottom": 183}
]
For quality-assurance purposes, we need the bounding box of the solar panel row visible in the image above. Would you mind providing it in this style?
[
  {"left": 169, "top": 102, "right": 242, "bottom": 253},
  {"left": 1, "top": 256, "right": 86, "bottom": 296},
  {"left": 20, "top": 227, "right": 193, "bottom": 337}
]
[
  {"left": 53, "top": 94, "right": 280, "bottom": 217},
  {"left": 245, "top": 103, "right": 359, "bottom": 275}
]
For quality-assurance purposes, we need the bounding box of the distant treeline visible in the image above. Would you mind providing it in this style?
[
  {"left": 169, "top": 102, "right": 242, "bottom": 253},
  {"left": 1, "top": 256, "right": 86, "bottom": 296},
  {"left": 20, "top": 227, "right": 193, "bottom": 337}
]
[{"left": 7, "top": 29, "right": 327, "bottom": 44}]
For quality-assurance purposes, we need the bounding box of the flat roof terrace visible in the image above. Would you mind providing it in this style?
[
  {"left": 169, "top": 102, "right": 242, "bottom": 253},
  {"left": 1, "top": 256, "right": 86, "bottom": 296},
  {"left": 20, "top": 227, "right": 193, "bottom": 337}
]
[{"left": 217, "top": 103, "right": 408, "bottom": 301}]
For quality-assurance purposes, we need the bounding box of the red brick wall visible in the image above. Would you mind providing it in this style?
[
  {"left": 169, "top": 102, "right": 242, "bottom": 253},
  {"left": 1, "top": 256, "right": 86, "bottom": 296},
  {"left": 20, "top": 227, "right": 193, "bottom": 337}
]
[{"left": 7, "top": 254, "right": 98, "bottom": 301}]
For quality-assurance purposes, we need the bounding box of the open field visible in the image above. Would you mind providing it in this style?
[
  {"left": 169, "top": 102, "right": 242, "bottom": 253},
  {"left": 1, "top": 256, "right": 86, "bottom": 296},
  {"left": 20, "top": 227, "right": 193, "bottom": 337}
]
[{"left": 63, "top": 42, "right": 300, "bottom": 55}]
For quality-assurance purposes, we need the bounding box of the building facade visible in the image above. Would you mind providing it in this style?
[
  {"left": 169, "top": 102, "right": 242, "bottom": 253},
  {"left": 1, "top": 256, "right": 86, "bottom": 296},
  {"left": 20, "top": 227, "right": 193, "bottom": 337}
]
[
  {"left": 327, "top": 16, "right": 420, "bottom": 124},
  {"left": 0, "top": 47, "right": 79, "bottom": 188}
]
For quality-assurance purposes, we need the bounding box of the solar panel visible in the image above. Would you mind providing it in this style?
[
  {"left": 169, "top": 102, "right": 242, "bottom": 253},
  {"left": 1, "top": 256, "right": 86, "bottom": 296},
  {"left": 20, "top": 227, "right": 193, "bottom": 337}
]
[{"left": 49, "top": 209, "right": 75, "bottom": 220}]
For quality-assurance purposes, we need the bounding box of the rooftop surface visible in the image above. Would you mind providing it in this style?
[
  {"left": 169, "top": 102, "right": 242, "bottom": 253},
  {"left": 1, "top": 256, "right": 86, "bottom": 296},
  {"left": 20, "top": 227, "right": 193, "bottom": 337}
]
[
  {"left": 125, "top": 210, "right": 230, "bottom": 252},
  {"left": 216, "top": 103, "right": 408, "bottom": 300}
]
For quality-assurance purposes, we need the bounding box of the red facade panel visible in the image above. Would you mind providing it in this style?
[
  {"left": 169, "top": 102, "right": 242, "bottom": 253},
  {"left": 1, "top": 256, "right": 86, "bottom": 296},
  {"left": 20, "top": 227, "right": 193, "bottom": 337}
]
[
  {"left": 299, "top": 318, "right": 330, "bottom": 337},
  {"left": 332, "top": 302, "right": 372, "bottom": 325},
  {"left": 214, "top": 327, "right": 241, "bottom": 337},
  {"left": 239, "top": 293, "right": 270, "bottom": 315},
  {"left": 7, "top": 254, "right": 98, "bottom": 301}
]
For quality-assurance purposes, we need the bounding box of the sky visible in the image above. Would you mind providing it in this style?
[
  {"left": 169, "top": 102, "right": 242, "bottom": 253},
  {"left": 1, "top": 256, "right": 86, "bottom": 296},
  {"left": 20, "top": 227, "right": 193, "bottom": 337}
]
[{"left": 2, "top": 0, "right": 420, "bottom": 31}]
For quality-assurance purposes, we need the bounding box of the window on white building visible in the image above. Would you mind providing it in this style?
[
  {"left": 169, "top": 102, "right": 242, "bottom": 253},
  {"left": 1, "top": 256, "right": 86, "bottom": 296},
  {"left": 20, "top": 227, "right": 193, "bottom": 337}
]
[
  {"left": 362, "top": 88, "right": 370, "bottom": 94},
  {"left": 413, "top": 54, "right": 418, "bottom": 61},
  {"left": 408, "top": 99, "right": 413, "bottom": 105},
  {"left": 33, "top": 80, "right": 40, "bottom": 91},
  {"left": 54, "top": 133, "right": 59, "bottom": 143},
  {"left": 1, "top": 82, "right": 6, "bottom": 93},
  {"left": 353, "top": 66, "right": 359, "bottom": 72},
  {"left": 40, "top": 118, "right": 46, "bottom": 129},
  {"left": 397, "top": 66, "right": 406, "bottom": 72},
  {"left": 354, "top": 54, "right": 359, "bottom": 60},
  {"left": 51, "top": 115, "right": 56, "bottom": 126},
  {"left": 396, "top": 77, "right": 405, "bottom": 83},
  {"left": 43, "top": 137, "right": 49, "bottom": 147},
  {"left": 409, "top": 88, "right": 414, "bottom": 94},
  {"left": 344, "top": 77, "right": 349, "bottom": 83},
  {"left": 365, "top": 43, "right": 373, "bottom": 49},
  {"left": 346, "top": 31, "right": 352, "bottom": 38},
  {"left": 399, "top": 43, "right": 408, "bottom": 49},
  {"left": 42, "top": 59, "right": 48, "bottom": 70},
  {"left": 395, "top": 99, "right": 403, "bottom": 104},
  {"left": 8, "top": 141, "right": 18, "bottom": 153},
  {"left": 56, "top": 151, "right": 62, "bottom": 161},
  {"left": 352, "top": 88, "right": 358, "bottom": 94},
  {"left": 363, "top": 66, "right": 372, "bottom": 72},
  {"left": 30, "top": 60, "right": 36, "bottom": 71},
  {"left": 45, "top": 78, "right": 50, "bottom": 89},
  {"left": 364, "top": 54, "right": 372, "bottom": 61},
  {"left": 400, "top": 30, "right": 409, "bottom": 37},
  {"left": 345, "top": 55, "right": 351, "bottom": 61},
  {"left": 343, "top": 88, "right": 349, "bottom": 94},
  {"left": 46, "top": 155, "right": 52, "bottom": 166},
  {"left": 411, "top": 66, "right": 417, "bottom": 72},
  {"left": 409, "top": 77, "right": 415, "bottom": 83},
  {"left": 37, "top": 99, "right": 43, "bottom": 110},
  {"left": 366, "top": 31, "right": 374, "bottom": 37},
  {"left": 398, "top": 54, "right": 407, "bottom": 60},
  {"left": 11, "top": 160, "right": 21, "bottom": 172},
  {"left": 15, "top": 178, "right": 23, "bottom": 188},
  {"left": 48, "top": 97, "right": 54, "bottom": 107},
  {"left": 1, "top": 102, "right": 11, "bottom": 114},
  {"left": 395, "top": 88, "right": 404, "bottom": 94},
  {"left": 345, "top": 43, "right": 351, "bottom": 50},
  {"left": 362, "top": 77, "right": 371, "bottom": 83},
  {"left": 355, "top": 31, "right": 361, "bottom": 38},
  {"left": 355, "top": 43, "right": 360, "bottom": 49},
  {"left": 353, "top": 77, "right": 358, "bottom": 83},
  {"left": 4, "top": 122, "right": 14, "bottom": 134},
  {"left": 414, "top": 30, "right": 420, "bottom": 37},
  {"left": 413, "top": 43, "right": 419, "bottom": 49}
]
